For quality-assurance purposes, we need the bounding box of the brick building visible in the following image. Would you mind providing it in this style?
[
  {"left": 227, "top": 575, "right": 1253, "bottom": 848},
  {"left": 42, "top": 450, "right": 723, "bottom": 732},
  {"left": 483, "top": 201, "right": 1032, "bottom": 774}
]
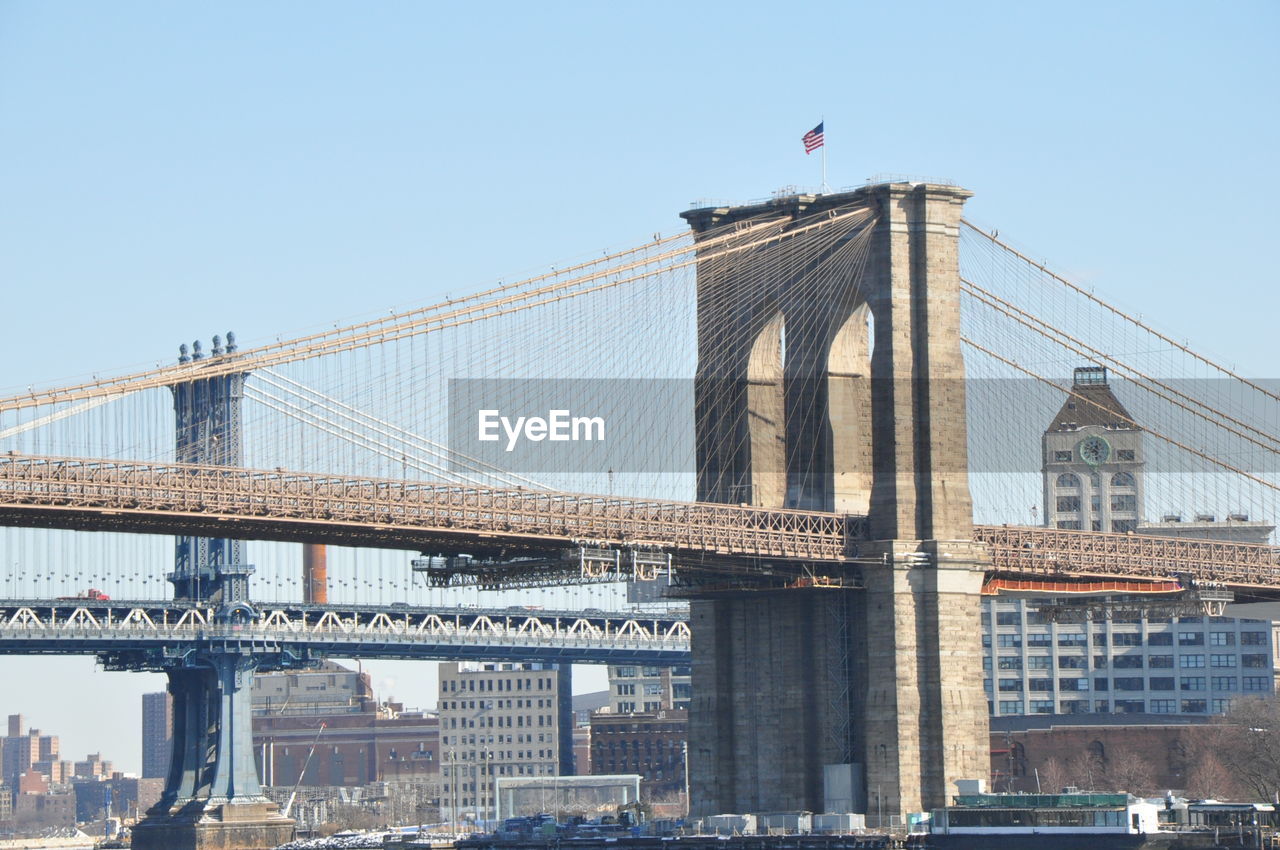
[
  {"left": 989, "top": 716, "right": 1212, "bottom": 793},
  {"left": 251, "top": 662, "right": 439, "bottom": 788},
  {"left": 589, "top": 709, "right": 686, "bottom": 798}
]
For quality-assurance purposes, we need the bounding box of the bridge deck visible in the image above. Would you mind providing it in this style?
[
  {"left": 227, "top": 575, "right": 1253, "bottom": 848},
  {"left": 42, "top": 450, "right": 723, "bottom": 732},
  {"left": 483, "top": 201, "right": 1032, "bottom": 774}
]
[
  {"left": 0, "top": 456, "right": 856, "bottom": 562},
  {"left": 0, "top": 599, "right": 691, "bottom": 664},
  {"left": 1, "top": 456, "right": 1278, "bottom": 592}
]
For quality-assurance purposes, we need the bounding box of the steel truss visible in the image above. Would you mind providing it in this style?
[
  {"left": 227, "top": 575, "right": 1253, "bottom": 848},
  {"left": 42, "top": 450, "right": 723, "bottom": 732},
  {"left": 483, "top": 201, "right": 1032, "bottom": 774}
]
[{"left": 0, "top": 600, "right": 691, "bottom": 666}]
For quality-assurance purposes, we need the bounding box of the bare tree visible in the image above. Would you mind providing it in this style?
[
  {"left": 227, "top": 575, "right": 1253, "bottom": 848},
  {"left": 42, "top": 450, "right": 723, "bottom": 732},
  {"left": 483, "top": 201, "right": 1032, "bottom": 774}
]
[
  {"left": 1215, "top": 696, "right": 1280, "bottom": 803},
  {"left": 1065, "top": 752, "right": 1106, "bottom": 791},
  {"left": 1101, "top": 748, "right": 1156, "bottom": 796},
  {"left": 1039, "top": 757, "right": 1070, "bottom": 794},
  {"left": 1184, "top": 751, "right": 1238, "bottom": 801}
]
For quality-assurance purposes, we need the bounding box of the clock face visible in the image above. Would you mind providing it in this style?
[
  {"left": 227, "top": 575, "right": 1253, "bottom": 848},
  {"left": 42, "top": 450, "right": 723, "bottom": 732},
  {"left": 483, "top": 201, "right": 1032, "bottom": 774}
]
[{"left": 1078, "top": 435, "right": 1111, "bottom": 466}]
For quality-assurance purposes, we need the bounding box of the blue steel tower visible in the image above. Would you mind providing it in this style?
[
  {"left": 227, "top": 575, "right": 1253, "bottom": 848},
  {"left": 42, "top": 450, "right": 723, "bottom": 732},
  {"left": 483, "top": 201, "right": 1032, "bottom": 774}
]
[{"left": 131, "top": 333, "right": 297, "bottom": 850}]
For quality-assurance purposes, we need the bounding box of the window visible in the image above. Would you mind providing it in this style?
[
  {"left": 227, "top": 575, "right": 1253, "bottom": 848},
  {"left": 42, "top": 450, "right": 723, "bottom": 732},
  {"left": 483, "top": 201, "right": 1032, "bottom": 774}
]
[
  {"left": 1113, "top": 677, "right": 1143, "bottom": 691},
  {"left": 1094, "top": 677, "right": 1109, "bottom": 691},
  {"left": 1027, "top": 633, "right": 1052, "bottom": 647},
  {"left": 1111, "top": 470, "right": 1136, "bottom": 485},
  {"left": 1113, "top": 633, "right": 1143, "bottom": 647},
  {"left": 1058, "top": 656, "right": 1087, "bottom": 669},
  {"left": 982, "top": 657, "right": 992, "bottom": 672},
  {"left": 1241, "top": 631, "right": 1268, "bottom": 646},
  {"left": 616, "top": 667, "right": 636, "bottom": 678},
  {"left": 998, "top": 679, "right": 1023, "bottom": 692},
  {"left": 1115, "top": 699, "right": 1145, "bottom": 713},
  {"left": 1057, "top": 520, "right": 1081, "bottom": 530},
  {"left": 1212, "top": 698, "right": 1233, "bottom": 714},
  {"left": 1094, "top": 700, "right": 1110, "bottom": 712},
  {"left": 1112, "top": 519, "right": 1137, "bottom": 532},
  {"left": 1149, "top": 677, "right": 1175, "bottom": 690},
  {"left": 1243, "top": 654, "right": 1269, "bottom": 668},
  {"left": 1209, "top": 632, "right": 1235, "bottom": 646},
  {"left": 1031, "top": 700, "right": 1055, "bottom": 714},
  {"left": 1243, "top": 676, "right": 1271, "bottom": 692},
  {"left": 998, "top": 634, "right": 1023, "bottom": 648},
  {"left": 996, "top": 611, "right": 1021, "bottom": 626},
  {"left": 1210, "top": 676, "right": 1236, "bottom": 691},
  {"left": 1180, "top": 677, "right": 1206, "bottom": 691},
  {"left": 1091, "top": 495, "right": 1101, "bottom": 512},
  {"left": 1056, "top": 473, "right": 1080, "bottom": 488},
  {"left": 1180, "top": 655, "right": 1205, "bottom": 668},
  {"left": 1111, "top": 494, "right": 1137, "bottom": 512},
  {"left": 1058, "top": 678, "right": 1089, "bottom": 691},
  {"left": 1179, "top": 632, "right": 1205, "bottom": 646},
  {"left": 998, "top": 656, "right": 1023, "bottom": 670},
  {"left": 1151, "top": 699, "right": 1176, "bottom": 713},
  {"left": 1210, "top": 655, "right": 1237, "bottom": 668},
  {"left": 1113, "top": 655, "right": 1144, "bottom": 669},
  {"left": 1029, "top": 679, "right": 1054, "bottom": 692},
  {"left": 1093, "top": 633, "right": 1108, "bottom": 647},
  {"left": 1057, "top": 496, "right": 1081, "bottom": 513},
  {"left": 1181, "top": 699, "right": 1207, "bottom": 713},
  {"left": 1061, "top": 700, "right": 1090, "bottom": 714},
  {"left": 1028, "top": 656, "right": 1053, "bottom": 669},
  {"left": 999, "top": 700, "right": 1025, "bottom": 715},
  {"left": 1054, "top": 451, "right": 1072, "bottom": 463},
  {"left": 1093, "top": 655, "right": 1108, "bottom": 668},
  {"left": 1058, "top": 634, "right": 1087, "bottom": 647},
  {"left": 1148, "top": 633, "right": 1174, "bottom": 646}
]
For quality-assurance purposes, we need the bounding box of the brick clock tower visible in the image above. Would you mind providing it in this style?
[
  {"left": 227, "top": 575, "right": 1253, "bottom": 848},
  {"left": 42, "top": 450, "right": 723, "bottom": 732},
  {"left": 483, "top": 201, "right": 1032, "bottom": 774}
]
[{"left": 1042, "top": 366, "right": 1144, "bottom": 532}]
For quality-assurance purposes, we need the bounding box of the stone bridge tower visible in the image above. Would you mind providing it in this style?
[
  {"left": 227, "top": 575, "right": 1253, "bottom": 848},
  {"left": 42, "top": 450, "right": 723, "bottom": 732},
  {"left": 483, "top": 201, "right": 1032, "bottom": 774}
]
[{"left": 682, "top": 182, "right": 990, "bottom": 819}]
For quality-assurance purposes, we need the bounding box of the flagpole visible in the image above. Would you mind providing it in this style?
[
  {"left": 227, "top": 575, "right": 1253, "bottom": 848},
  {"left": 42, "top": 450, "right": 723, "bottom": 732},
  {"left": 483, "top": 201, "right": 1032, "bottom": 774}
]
[{"left": 820, "top": 115, "right": 827, "bottom": 193}]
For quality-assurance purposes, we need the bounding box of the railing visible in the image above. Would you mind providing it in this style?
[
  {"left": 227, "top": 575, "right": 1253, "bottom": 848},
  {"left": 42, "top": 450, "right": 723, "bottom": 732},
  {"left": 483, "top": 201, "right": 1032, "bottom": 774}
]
[
  {"left": 975, "top": 525, "right": 1280, "bottom": 590},
  {"left": 0, "top": 455, "right": 860, "bottom": 562},
  {"left": 0, "top": 601, "right": 691, "bottom": 663}
]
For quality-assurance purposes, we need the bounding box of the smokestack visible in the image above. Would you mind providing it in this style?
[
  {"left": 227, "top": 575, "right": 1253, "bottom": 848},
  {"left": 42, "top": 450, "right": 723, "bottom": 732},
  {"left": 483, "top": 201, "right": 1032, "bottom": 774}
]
[{"left": 303, "top": 544, "right": 328, "bottom": 604}]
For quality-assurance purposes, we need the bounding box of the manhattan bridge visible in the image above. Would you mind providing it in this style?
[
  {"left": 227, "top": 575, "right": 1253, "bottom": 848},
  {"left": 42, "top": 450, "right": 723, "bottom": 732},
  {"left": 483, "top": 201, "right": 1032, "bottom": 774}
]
[{"left": 1, "top": 181, "right": 1278, "bottom": 847}]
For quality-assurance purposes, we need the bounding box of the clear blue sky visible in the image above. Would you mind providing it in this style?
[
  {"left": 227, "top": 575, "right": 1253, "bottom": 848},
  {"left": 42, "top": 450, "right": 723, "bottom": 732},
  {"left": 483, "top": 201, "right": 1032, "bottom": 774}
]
[{"left": 1, "top": 0, "right": 1277, "bottom": 773}]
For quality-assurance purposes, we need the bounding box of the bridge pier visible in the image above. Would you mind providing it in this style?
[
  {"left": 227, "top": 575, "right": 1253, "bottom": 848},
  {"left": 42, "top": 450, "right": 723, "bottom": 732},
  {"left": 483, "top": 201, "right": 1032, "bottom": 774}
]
[
  {"left": 133, "top": 651, "right": 294, "bottom": 850},
  {"left": 684, "top": 183, "right": 990, "bottom": 819},
  {"left": 132, "top": 337, "right": 295, "bottom": 850}
]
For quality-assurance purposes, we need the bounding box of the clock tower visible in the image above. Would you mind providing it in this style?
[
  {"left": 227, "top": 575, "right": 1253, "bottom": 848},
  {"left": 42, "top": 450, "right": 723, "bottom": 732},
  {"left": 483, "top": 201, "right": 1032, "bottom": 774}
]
[{"left": 1042, "top": 366, "right": 1144, "bottom": 532}]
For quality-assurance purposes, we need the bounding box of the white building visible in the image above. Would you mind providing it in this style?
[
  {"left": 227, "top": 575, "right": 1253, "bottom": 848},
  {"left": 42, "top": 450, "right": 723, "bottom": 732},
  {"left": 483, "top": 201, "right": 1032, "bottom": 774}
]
[
  {"left": 437, "top": 662, "right": 572, "bottom": 824},
  {"left": 983, "top": 366, "right": 1276, "bottom": 719},
  {"left": 605, "top": 664, "right": 691, "bottom": 714}
]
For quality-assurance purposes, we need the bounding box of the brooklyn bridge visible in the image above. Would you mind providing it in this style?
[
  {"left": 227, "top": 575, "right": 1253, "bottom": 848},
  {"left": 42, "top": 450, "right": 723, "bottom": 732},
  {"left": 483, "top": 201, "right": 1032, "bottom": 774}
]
[{"left": 2, "top": 181, "right": 1278, "bottom": 848}]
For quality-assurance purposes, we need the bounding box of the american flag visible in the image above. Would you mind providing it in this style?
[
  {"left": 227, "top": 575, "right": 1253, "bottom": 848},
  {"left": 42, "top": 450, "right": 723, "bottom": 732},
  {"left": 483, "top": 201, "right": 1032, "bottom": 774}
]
[{"left": 802, "top": 122, "right": 824, "bottom": 154}]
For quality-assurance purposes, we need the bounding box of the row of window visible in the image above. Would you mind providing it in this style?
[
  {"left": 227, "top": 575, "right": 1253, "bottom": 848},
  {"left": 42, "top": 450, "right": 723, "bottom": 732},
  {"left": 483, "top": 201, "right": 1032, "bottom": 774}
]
[
  {"left": 989, "top": 676, "right": 1271, "bottom": 693},
  {"left": 997, "top": 698, "right": 1230, "bottom": 716},
  {"left": 987, "top": 653, "right": 1265, "bottom": 670},
  {"left": 442, "top": 676, "right": 553, "bottom": 693},
  {"left": 1055, "top": 471, "right": 1137, "bottom": 488},
  {"left": 442, "top": 698, "right": 552, "bottom": 711},
  {"left": 1056, "top": 519, "right": 1138, "bottom": 531},
  {"left": 1052, "top": 450, "right": 1137, "bottom": 464},
  {"left": 441, "top": 749, "right": 555, "bottom": 763},
  {"left": 987, "top": 632, "right": 1269, "bottom": 649},
  {"left": 443, "top": 733, "right": 552, "bottom": 747},
  {"left": 1055, "top": 494, "right": 1138, "bottom": 513},
  {"left": 614, "top": 666, "right": 683, "bottom": 678}
]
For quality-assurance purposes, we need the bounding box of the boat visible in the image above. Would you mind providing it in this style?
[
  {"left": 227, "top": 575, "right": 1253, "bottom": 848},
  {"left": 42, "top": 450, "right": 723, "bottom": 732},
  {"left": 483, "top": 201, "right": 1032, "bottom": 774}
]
[{"left": 927, "top": 791, "right": 1172, "bottom": 849}]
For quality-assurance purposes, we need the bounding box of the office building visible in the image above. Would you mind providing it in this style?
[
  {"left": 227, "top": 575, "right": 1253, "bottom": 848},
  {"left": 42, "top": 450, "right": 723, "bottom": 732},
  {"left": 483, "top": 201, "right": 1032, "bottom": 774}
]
[{"left": 438, "top": 662, "right": 572, "bottom": 823}]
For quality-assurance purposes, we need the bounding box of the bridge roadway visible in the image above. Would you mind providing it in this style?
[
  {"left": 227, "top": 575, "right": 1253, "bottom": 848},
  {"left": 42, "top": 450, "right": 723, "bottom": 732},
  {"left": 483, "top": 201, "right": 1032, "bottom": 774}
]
[
  {"left": 1, "top": 455, "right": 1279, "bottom": 594},
  {"left": 0, "top": 599, "right": 691, "bottom": 665}
]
